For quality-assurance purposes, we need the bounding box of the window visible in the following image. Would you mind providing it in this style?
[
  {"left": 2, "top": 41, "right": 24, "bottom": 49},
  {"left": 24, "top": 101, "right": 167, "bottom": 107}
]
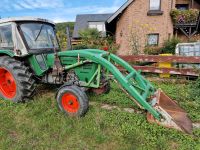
[
  {"left": 88, "top": 22, "right": 106, "bottom": 32},
  {"left": 0, "top": 25, "right": 13, "bottom": 48},
  {"left": 176, "top": 4, "right": 189, "bottom": 10},
  {"left": 150, "top": 0, "right": 161, "bottom": 10},
  {"left": 88, "top": 22, "right": 106, "bottom": 37},
  {"left": 147, "top": 34, "right": 159, "bottom": 46},
  {"left": 20, "top": 23, "right": 59, "bottom": 50}
]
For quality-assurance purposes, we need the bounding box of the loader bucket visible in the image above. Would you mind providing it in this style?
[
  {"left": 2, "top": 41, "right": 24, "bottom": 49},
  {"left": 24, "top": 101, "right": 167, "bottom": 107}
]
[{"left": 147, "top": 89, "right": 193, "bottom": 134}]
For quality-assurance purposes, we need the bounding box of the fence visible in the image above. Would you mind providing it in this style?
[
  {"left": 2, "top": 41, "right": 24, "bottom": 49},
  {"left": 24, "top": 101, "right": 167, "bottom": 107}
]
[{"left": 119, "top": 55, "right": 200, "bottom": 77}]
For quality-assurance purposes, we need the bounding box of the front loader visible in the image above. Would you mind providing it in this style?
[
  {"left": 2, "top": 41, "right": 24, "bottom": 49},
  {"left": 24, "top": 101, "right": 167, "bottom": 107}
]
[{"left": 0, "top": 17, "right": 193, "bottom": 134}]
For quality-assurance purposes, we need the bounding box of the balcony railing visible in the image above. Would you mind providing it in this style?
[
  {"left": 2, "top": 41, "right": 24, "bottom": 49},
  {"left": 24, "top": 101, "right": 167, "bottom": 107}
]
[{"left": 171, "top": 9, "right": 200, "bottom": 38}]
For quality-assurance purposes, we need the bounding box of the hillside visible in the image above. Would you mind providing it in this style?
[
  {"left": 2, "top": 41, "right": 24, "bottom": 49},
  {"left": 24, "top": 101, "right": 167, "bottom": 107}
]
[{"left": 55, "top": 22, "right": 74, "bottom": 36}]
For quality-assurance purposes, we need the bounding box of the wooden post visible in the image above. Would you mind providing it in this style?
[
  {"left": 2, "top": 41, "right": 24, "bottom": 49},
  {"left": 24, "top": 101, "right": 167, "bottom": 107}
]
[
  {"left": 191, "top": 0, "right": 194, "bottom": 8},
  {"left": 66, "top": 26, "right": 72, "bottom": 50},
  {"left": 175, "top": 29, "right": 178, "bottom": 38}
]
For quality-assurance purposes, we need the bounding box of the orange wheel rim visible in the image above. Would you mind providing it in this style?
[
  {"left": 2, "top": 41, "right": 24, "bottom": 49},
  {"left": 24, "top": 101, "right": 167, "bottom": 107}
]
[
  {"left": 61, "top": 93, "right": 79, "bottom": 113},
  {"left": 0, "top": 68, "right": 17, "bottom": 99}
]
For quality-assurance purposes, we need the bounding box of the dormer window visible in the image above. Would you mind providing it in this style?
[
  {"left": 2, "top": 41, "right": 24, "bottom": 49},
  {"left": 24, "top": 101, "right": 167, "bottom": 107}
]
[
  {"left": 150, "top": 0, "right": 161, "bottom": 10},
  {"left": 88, "top": 22, "right": 106, "bottom": 32},
  {"left": 88, "top": 22, "right": 106, "bottom": 37}
]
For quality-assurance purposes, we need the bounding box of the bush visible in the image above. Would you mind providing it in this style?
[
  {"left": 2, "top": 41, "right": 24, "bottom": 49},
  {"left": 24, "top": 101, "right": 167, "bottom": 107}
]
[
  {"left": 56, "top": 31, "right": 67, "bottom": 50},
  {"left": 144, "top": 46, "right": 162, "bottom": 55},
  {"left": 56, "top": 22, "right": 75, "bottom": 50},
  {"left": 160, "top": 38, "right": 181, "bottom": 54},
  {"left": 79, "top": 28, "right": 100, "bottom": 41},
  {"left": 73, "top": 45, "right": 91, "bottom": 50},
  {"left": 73, "top": 28, "right": 119, "bottom": 54},
  {"left": 170, "top": 9, "right": 199, "bottom": 24}
]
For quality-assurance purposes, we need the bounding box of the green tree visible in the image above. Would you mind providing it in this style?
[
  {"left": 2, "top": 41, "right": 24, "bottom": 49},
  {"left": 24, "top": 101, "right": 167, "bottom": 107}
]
[
  {"left": 73, "top": 28, "right": 119, "bottom": 53},
  {"left": 55, "top": 22, "right": 75, "bottom": 50}
]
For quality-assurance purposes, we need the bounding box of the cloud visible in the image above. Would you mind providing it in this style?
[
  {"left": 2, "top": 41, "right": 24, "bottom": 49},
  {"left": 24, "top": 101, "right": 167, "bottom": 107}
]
[
  {"left": 13, "top": 4, "right": 24, "bottom": 10},
  {"left": 95, "top": 6, "right": 119, "bottom": 14},
  {"left": 0, "top": 0, "right": 64, "bottom": 11},
  {"left": 47, "top": 5, "right": 120, "bottom": 22},
  {"left": 0, "top": 0, "right": 126, "bottom": 23},
  {"left": 113, "top": 0, "right": 123, "bottom": 6}
]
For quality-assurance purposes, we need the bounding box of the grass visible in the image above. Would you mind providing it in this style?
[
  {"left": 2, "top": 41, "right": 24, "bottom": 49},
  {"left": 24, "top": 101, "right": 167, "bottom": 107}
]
[{"left": 0, "top": 80, "right": 200, "bottom": 150}]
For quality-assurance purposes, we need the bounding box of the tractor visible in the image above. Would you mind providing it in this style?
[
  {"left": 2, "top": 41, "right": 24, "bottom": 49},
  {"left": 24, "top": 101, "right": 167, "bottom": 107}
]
[{"left": 0, "top": 17, "right": 193, "bottom": 134}]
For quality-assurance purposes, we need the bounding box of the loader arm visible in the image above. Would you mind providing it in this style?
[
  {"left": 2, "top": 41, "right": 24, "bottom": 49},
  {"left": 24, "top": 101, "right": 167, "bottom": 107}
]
[
  {"left": 58, "top": 49, "right": 193, "bottom": 133},
  {"left": 59, "top": 49, "right": 160, "bottom": 119}
]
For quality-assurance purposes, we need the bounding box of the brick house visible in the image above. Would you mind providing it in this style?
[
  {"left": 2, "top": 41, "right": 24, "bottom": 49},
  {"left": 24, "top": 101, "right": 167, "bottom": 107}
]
[
  {"left": 107, "top": 0, "right": 200, "bottom": 55},
  {"left": 73, "top": 0, "right": 200, "bottom": 55}
]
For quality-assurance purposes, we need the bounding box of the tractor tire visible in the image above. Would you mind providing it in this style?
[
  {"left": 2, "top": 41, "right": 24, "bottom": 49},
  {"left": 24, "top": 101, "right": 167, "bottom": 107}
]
[
  {"left": 0, "top": 56, "right": 35, "bottom": 102},
  {"left": 56, "top": 85, "right": 89, "bottom": 117}
]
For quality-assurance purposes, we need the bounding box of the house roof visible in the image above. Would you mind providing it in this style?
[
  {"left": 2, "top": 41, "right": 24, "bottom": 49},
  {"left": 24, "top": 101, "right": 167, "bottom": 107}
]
[
  {"left": 0, "top": 17, "right": 55, "bottom": 25},
  {"left": 107, "top": 0, "right": 134, "bottom": 24},
  {"left": 73, "top": 13, "right": 112, "bottom": 38}
]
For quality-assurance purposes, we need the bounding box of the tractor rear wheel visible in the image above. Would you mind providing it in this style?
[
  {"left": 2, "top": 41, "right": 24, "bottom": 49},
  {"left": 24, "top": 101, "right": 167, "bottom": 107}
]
[
  {"left": 56, "top": 86, "right": 89, "bottom": 117},
  {"left": 0, "top": 56, "right": 35, "bottom": 102}
]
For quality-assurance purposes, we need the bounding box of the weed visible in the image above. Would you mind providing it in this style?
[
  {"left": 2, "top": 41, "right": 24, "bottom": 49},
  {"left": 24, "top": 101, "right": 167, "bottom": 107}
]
[{"left": 0, "top": 81, "right": 200, "bottom": 150}]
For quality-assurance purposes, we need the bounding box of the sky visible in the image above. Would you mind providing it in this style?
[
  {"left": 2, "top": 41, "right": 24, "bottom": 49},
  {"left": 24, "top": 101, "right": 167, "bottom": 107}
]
[{"left": 0, "top": 0, "right": 126, "bottom": 23}]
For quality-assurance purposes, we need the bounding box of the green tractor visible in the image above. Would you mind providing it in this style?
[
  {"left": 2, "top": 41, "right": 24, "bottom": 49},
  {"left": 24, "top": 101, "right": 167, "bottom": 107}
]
[{"left": 0, "top": 17, "right": 193, "bottom": 133}]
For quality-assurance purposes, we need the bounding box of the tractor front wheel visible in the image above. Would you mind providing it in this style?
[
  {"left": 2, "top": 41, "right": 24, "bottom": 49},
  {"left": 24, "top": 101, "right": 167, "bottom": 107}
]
[
  {"left": 0, "top": 56, "right": 35, "bottom": 102},
  {"left": 56, "top": 86, "right": 89, "bottom": 117}
]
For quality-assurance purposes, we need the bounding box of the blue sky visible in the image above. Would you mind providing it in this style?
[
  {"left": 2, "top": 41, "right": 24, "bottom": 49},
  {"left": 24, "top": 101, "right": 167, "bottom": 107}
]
[{"left": 0, "top": 0, "right": 126, "bottom": 23}]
